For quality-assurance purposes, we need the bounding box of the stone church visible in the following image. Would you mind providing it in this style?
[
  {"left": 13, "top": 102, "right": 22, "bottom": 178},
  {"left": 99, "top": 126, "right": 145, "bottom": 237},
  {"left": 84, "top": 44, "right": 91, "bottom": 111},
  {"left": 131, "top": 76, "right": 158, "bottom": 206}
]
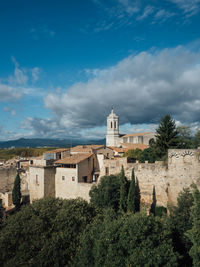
[{"left": 106, "top": 109, "right": 155, "bottom": 148}]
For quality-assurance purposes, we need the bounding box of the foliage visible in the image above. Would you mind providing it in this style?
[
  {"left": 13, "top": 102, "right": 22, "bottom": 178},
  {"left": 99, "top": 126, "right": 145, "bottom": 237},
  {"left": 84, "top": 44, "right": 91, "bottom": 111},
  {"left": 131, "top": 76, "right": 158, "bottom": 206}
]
[
  {"left": 12, "top": 173, "right": 21, "bottom": 209},
  {"left": 186, "top": 185, "right": 200, "bottom": 267},
  {"left": 169, "top": 187, "right": 193, "bottom": 266},
  {"left": 127, "top": 168, "right": 136, "bottom": 213},
  {"left": 154, "top": 114, "right": 179, "bottom": 159},
  {"left": 135, "top": 177, "right": 140, "bottom": 212},
  {"left": 194, "top": 130, "right": 200, "bottom": 148},
  {"left": 0, "top": 147, "right": 58, "bottom": 160},
  {"left": 155, "top": 206, "right": 167, "bottom": 217},
  {"left": 149, "top": 186, "right": 156, "bottom": 216},
  {"left": 177, "top": 126, "right": 193, "bottom": 149},
  {"left": 124, "top": 148, "right": 143, "bottom": 160},
  {"left": 0, "top": 198, "right": 96, "bottom": 266},
  {"left": 90, "top": 174, "right": 121, "bottom": 211},
  {"left": 74, "top": 212, "right": 180, "bottom": 267},
  {"left": 119, "top": 166, "right": 128, "bottom": 213}
]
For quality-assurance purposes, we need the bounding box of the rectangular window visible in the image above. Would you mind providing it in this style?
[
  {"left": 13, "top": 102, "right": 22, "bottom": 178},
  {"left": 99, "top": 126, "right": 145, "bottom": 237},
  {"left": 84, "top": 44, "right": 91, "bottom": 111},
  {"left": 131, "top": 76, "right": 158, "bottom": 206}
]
[
  {"left": 105, "top": 167, "right": 109, "bottom": 175},
  {"left": 62, "top": 176, "right": 65, "bottom": 181},
  {"left": 72, "top": 176, "right": 75, "bottom": 182},
  {"left": 82, "top": 176, "right": 87, "bottom": 183}
]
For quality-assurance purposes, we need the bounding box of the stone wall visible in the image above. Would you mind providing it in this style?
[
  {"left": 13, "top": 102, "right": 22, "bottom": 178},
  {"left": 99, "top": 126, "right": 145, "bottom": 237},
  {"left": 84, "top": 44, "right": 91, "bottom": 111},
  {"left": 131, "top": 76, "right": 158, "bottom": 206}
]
[
  {"left": 0, "top": 166, "right": 28, "bottom": 193},
  {"left": 100, "top": 149, "right": 200, "bottom": 207}
]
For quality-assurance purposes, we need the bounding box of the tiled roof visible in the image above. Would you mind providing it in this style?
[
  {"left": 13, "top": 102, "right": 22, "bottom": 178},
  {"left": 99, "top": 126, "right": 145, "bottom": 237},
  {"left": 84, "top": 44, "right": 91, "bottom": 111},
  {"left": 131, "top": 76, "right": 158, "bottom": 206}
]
[
  {"left": 121, "top": 143, "right": 148, "bottom": 150},
  {"left": 70, "top": 145, "right": 104, "bottom": 152},
  {"left": 122, "top": 132, "right": 154, "bottom": 138},
  {"left": 109, "top": 147, "right": 129, "bottom": 153},
  {"left": 44, "top": 148, "right": 69, "bottom": 154},
  {"left": 55, "top": 153, "right": 93, "bottom": 164}
]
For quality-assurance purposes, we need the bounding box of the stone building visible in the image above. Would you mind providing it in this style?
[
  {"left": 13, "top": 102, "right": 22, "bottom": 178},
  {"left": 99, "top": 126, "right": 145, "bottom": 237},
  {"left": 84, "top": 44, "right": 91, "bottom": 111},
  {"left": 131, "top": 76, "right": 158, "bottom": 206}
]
[
  {"left": 28, "top": 146, "right": 114, "bottom": 203},
  {"left": 106, "top": 109, "right": 155, "bottom": 147}
]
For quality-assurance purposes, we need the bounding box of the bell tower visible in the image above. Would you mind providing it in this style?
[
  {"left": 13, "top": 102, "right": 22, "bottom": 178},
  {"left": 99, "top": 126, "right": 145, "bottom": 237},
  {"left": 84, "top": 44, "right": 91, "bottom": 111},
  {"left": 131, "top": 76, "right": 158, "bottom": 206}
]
[{"left": 106, "top": 108, "right": 119, "bottom": 147}]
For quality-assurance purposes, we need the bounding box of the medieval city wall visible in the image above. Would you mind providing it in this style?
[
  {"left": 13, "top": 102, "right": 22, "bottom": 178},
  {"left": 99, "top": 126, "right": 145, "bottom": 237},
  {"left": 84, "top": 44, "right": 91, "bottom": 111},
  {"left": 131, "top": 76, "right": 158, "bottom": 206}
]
[{"left": 100, "top": 149, "right": 200, "bottom": 207}]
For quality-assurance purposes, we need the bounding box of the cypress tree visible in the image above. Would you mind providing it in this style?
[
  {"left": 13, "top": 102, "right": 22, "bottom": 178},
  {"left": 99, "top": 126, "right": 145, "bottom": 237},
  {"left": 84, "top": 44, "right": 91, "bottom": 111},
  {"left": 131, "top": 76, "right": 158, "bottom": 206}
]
[
  {"left": 135, "top": 177, "right": 141, "bottom": 212},
  {"left": 127, "top": 168, "right": 136, "bottom": 213},
  {"left": 12, "top": 173, "right": 21, "bottom": 210},
  {"left": 119, "top": 166, "right": 127, "bottom": 213},
  {"left": 149, "top": 186, "right": 156, "bottom": 216},
  {"left": 186, "top": 185, "right": 200, "bottom": 266}
]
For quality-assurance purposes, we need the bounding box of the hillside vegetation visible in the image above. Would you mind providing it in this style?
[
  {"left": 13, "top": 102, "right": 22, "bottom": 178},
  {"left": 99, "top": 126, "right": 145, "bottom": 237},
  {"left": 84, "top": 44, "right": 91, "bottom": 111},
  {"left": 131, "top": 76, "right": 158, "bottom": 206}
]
[{"left": 0, "top": 147, "right": 58, "bottom": 160}]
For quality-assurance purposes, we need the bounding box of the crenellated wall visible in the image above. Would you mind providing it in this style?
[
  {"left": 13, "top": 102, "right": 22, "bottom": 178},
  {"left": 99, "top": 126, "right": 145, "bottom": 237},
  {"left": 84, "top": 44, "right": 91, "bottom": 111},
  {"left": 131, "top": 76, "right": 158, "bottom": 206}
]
[{"left": 100, "top": 149, "right": 200, "bottom": 207}]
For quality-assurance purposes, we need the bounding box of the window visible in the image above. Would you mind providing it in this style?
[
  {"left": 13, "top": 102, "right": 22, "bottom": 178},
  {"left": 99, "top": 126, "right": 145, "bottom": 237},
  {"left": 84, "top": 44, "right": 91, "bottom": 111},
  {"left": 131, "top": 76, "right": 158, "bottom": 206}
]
[
  {"left": 82, "top": 176, "right": 87, "bottom": 183},
  {"left": 114, "top": 121, "right": 116, "bottom": 129},
  {"left": 111, "top": 122, "right": 112, "bottom": 128},
  {"left": 36, "top": 174, "right": 39, "bottom": 185},
  {"left": 72, "top": 176, "right": 75, "bottom": 181},
  {"left": 105, "top": 167, "right": 109, "bottom": 175},
  {"left": 30, "top": 160, "right": 33, "bottom": 165},
  {"left": 62, "top": 176, "right": 65, "bottom": 181}
]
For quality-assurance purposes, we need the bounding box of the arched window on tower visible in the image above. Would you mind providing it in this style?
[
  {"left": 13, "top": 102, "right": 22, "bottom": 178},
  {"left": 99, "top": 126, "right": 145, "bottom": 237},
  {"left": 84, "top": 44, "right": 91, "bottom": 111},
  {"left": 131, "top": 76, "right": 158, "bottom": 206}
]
[
  {"left": 111, "top": 122, "right": 113, "bottom": 128},
  {"left": 114, "top": 121, "right": 116, "bottom": 129}
]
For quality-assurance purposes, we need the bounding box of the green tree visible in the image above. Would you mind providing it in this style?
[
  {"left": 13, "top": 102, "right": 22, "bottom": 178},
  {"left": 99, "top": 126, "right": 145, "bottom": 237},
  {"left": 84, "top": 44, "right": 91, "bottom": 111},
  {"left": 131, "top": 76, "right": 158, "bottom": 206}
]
[
  {"left": 127, "top": 168, "right": 136, "bottom": 213},
  {"left": 194, "top": 130, "right": 200, "bottom": 147},
  {"left": 12, "top": 173, "right": 21, "bottom": 209},
  {"left": 124, "top": 148, "right": 143, "bottom": 161},
  {"left": 135, "top": 177, "right": 140, "bottom": 212},
  {"left": 155, "top": 114, "right": 179, "bottom": 159},
  {"left": 119, "top": 166, "right": 127, "bottom": 213},
  {"left": 177, "top": 125, "right": 193, "bottom": 149},
  {"left": 74, "top": 212, "right": 180, "bottom": 267},
  {"left": 89, "top": 174, "right": 121, "bottom": 211},
  {"left": 186, "top": 185, "right": 200, "bottom": 267},
  {"left": 169, "top": 187, "right": 193, "bottom": 266},
  {"left": 150, "top": 186, "right": 156, "bottom": 216},
  {"left": 0, "top": 198, "right": 96, "bottom": 266}
]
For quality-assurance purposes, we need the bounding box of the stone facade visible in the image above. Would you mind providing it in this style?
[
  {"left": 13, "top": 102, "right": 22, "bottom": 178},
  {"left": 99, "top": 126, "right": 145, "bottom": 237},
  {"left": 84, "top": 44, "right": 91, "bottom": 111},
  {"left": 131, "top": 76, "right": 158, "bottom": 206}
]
[
  {"left": 100, "top": 148, "right": 200, "bottom": 207},
  {"left": 29, "top": 166, "right": 56, "bottom": 203}
]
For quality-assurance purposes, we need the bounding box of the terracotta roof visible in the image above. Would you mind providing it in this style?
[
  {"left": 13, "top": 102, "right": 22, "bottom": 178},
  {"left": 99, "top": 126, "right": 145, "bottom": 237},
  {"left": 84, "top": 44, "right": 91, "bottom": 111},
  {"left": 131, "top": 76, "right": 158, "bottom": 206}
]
[
  {"left": 44, "top": 148, "right": 69, "bottom": 154},
  {"left": 70, "top": 145, "right": 104, "bottom": 152},
  {"left": 121, "top": 143, "right": 148, "bottom": 150},
  {"left": 122, "top": 132, "right": 154, "bottom": 138},
  {"left": 55, "top": 153, "right": 93, "bottom": 164},
  {"left": 109, "top": 147, "right": 129, "bottom": 153}
]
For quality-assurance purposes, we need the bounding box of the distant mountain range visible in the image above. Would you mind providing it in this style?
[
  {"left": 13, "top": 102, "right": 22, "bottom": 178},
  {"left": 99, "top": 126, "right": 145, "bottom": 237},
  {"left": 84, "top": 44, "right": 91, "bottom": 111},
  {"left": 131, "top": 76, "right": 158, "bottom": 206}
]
[{"left": 0, "top": 138, "right": 106, "bottom": 148}]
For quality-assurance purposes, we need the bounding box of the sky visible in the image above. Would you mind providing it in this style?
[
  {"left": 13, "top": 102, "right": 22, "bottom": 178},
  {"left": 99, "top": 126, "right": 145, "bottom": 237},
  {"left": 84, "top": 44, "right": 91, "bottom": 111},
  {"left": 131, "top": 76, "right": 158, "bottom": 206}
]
[{"left": 0, "top": 0, "right": 200, "bottom": 141}]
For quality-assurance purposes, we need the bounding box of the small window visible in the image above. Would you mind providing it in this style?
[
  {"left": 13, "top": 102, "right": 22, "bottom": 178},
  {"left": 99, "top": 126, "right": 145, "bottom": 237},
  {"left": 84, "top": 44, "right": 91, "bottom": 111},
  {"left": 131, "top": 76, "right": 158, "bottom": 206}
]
[
  {"left": 82, "top": 176, "right": 87, "bottom": 183},
  {"left": 62, "top": 176, "right": 65, "bottom": 181},
  {"left": 114, "top": 121, "right": 116, "bottom": 129},
  {"left": 72, "top": 176, "right": 75, "bottom": 182},
  {"left": 111, "top": 122, "right": 112, "bottom": 128},
  {"left": 105, "top": 167, "right": 109, "bottom": 175},
  {"left": 30, "top": 160, "right": 33, "bottom": 165}
]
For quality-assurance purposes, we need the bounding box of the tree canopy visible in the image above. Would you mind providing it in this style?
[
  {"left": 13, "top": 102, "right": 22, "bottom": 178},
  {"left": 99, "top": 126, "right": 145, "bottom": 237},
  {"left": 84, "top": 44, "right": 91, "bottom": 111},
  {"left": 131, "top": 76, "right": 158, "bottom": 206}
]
[{"left": 0, "top": 197, "right": 96, "bottom": 266}]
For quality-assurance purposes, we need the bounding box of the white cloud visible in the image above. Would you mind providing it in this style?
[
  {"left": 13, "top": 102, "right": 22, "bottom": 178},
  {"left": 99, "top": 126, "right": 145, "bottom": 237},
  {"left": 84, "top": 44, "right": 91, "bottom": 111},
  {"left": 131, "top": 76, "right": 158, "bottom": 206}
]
[
  {"left": 0, "top": 58, "right": 41, "bottom": 102},
  {"left": 154, "top": 9, "right": 175, "bottom": 22},
  {"left": 137, "top": 6, "right": 154, "bottom": 21},
  {"left": 0, "top": 84, "right": 22, "bottom": 101},
  {"left": 43, "top": 45, "right": 200, "bottom": 138},
  {"left": 169, "top": 0, "right": 200, "bottom": 16}
]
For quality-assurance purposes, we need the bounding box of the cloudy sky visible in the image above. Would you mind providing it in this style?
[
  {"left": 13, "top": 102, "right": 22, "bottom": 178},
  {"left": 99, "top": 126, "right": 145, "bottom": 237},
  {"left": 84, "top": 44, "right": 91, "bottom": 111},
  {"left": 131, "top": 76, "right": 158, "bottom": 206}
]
[{"left": 0, "top": 0, "right": 200, "bottom": 140}]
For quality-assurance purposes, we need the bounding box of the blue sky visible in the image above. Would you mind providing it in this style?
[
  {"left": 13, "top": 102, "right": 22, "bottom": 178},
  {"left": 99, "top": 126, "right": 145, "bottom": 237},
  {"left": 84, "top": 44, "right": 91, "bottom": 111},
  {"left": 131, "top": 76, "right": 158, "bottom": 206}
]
[{"left": 0, "top": 0, "right": 200, "bottom": 140}]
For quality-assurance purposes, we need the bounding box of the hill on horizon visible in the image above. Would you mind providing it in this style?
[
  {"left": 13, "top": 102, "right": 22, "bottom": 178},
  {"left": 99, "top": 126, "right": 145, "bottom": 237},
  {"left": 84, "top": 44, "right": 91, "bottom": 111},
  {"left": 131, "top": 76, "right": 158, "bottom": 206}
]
[{"left": 0, "top": 137, "right": 105, "bottom": 148}]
